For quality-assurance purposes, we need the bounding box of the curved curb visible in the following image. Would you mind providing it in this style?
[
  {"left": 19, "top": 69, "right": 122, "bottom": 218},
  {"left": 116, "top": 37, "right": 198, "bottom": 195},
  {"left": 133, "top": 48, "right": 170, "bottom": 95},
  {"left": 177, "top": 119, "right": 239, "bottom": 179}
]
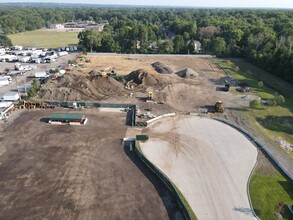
[
  {"left": 146, "top": 113, "right": 176, "bottom": 125},
  {"left": 211, "top": 117, "right": 277, "bottom": 220},
  {"left": 134, "top": 141, "right": 197, "bottom": 220},
  {"left": 212, "top": 118, "right": 293, "bottom": 181}
]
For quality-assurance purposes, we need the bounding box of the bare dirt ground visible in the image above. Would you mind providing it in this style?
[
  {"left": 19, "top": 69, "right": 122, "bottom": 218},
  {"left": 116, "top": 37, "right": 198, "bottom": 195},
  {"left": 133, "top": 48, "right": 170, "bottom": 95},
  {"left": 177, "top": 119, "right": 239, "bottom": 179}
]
[
  {"left": 0, "top": 108, "right": 183, "bottom": 220},
  {"left": 140, "top": 115, "right": 258, "bottom": 220},
  {"left": 38, "top": 55, "right": 250, "bottom": 118}
]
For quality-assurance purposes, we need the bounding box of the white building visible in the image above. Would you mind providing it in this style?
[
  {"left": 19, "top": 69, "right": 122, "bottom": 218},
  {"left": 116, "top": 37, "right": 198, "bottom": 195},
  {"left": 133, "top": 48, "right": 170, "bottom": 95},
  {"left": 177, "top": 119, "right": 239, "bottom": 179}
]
[
  {"left": 49, "top": 24, "right": 64, "bottom": 29},
  {"left": 85, "top": 24, "right": 105, "bottom": 32},
  {"left": 3, "top": 92, "right": 20, "bottom": 101}
]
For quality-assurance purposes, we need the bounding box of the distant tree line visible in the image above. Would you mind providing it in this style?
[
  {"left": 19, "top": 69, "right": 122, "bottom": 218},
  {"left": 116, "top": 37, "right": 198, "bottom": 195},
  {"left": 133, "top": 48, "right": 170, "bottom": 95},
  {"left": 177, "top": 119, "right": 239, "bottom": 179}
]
[{"left": 0, "top": 5, "right": 293, "bottom": 83}]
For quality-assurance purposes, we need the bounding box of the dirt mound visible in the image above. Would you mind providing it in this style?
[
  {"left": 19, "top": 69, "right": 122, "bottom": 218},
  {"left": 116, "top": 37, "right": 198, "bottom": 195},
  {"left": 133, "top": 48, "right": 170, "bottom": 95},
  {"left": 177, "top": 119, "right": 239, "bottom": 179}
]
[
  {"left": 38, "top": 72, "right": 125, "bottom": 101},
  {"left": 124, "top": 69, "right": 162, "bottom": 86},
  {"left": 176, "top": 68, "right": 199, "bottom": 78},
  {"left": 151, "top": 62, "right": 173, "bottom": 74}
]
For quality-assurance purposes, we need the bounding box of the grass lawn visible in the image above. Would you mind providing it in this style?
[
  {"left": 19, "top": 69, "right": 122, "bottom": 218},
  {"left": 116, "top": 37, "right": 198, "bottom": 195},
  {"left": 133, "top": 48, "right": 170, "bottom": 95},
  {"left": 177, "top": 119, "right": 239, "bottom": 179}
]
[
  {"left": 249, "top": 152, "right": 293, "bottom": 220},
  {"left": 8, "top": 29, "right": 79, "bottom": 48},
  {"left": 215, "top": 59, "right": 293, "bottom": 159}
]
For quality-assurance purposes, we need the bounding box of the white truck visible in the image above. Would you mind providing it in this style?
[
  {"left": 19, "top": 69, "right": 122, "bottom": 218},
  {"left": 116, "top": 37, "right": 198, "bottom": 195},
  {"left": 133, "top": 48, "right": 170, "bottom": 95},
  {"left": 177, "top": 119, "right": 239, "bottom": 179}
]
[
  {"left": 0, "top": 76, "right": 12, "bottom": 81},
  {"left": 0, "top": 79, "right": 9, "bottom": 87},
  {"left": 35, "top": 72, "right": 49, "bottom": 78}
]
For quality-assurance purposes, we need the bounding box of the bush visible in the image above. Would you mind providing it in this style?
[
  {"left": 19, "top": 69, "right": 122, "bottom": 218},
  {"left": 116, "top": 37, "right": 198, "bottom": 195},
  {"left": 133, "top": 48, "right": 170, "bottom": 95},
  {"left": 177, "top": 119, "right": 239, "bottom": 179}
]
[
  {"left": 275, "top": 95, "right": 285, "bottom": 106},
  {"left": 250, "top": 99, "right": 262, "bottom": 109},
  {"left": 257, "top": 81, "right": 264, "bottom": 87}
]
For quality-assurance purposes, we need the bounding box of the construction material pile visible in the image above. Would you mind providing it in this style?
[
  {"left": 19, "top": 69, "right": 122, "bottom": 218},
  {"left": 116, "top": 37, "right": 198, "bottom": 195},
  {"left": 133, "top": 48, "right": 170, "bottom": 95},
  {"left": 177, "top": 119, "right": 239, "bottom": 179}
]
[
  {"left": 151, "top": 62, "right": 173, "bottom": 74},
  {"left": 176, "top": 68, "right": 199, "bottom": 78},
  {"left": 38, "top": 72, "right": 125, "bottom": 101},
  {"left": 124, "top": 69, "right": 162, "bottom": 86}
]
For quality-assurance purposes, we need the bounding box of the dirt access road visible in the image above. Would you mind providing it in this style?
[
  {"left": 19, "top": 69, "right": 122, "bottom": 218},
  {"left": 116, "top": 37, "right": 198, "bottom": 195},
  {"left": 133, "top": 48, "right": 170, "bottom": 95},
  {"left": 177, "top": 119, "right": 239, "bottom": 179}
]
[
  {"left": 0, "top": 109, "right": 182, "bottom": 220},
  {"left": 140, "top": 115, "right": 258, "bottom": 220}
]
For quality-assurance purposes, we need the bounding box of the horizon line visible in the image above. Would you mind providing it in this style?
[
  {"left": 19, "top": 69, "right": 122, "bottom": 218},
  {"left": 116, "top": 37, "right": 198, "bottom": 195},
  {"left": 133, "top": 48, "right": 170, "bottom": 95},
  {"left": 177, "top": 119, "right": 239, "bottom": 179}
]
[{"left": 0, "top": 2, "right": 293, "bottom": 9}]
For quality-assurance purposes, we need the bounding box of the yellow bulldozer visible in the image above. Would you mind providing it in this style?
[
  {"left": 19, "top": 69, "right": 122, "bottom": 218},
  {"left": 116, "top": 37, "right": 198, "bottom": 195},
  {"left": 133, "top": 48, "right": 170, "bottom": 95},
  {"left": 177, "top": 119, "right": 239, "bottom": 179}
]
[
  {"left": 215, "top": 101, "right": 224, "bottom": 113},
  {"left": 100, "top": 66, "right": 116, "bottom": 77}
]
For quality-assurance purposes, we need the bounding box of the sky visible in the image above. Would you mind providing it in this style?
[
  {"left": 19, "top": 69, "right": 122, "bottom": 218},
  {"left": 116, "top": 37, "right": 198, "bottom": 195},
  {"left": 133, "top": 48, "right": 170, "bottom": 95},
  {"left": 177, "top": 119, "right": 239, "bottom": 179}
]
[{"left": 0, "top": 0, "right": 293, "bottom": 9}]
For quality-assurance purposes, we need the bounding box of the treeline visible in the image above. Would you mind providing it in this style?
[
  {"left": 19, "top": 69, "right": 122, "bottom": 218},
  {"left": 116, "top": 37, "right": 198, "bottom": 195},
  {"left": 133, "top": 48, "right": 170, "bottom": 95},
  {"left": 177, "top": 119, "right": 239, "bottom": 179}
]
[{"left": 0, "top": 5, "right": 293, "bottom": 83}]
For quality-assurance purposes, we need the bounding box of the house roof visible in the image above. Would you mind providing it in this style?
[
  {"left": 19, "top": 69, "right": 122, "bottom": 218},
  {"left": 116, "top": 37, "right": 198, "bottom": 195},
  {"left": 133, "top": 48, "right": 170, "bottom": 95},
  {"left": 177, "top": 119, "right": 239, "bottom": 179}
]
[{"left": 50, "top": 113, "right": 84, "bottom": 121}]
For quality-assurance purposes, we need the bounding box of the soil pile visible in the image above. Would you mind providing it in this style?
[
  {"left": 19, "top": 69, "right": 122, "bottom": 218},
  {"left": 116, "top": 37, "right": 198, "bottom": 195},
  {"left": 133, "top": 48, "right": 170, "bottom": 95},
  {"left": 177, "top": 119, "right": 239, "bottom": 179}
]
[
  {"left": 124, "top": 69, "right": 162, "bottom": 86},
  {"left": 176, "top": 68, "right": 199, "bottom": 78},
  {"left": 151, "top": 62, "right": 173, "bottom": 74},
  {"left": 38, "top": 72, "right": 125, "bottom": 101}
]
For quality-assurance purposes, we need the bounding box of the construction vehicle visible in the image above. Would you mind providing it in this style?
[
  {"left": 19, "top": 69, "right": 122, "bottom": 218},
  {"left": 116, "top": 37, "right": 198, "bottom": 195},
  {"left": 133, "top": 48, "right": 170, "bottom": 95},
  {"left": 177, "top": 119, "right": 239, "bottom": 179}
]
[
  {"left": 215, "top": 101, "right": 224, "bottom": 113},
  {"left": 101, "top": 66, "right": 116, "bottom": 77},
  {"left": 146, "top": 92, "right": 154, "bottom": 102}
]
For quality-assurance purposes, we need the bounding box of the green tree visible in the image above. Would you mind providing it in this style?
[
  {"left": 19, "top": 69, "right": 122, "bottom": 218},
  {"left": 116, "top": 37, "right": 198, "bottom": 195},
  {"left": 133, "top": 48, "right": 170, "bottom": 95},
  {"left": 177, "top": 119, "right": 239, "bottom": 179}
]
[
  {"left": 210, "top": 37, "right": 227, "bottom": 56},
  {"left": 173, "top": 35, "right": 185, "bottom": 53}
]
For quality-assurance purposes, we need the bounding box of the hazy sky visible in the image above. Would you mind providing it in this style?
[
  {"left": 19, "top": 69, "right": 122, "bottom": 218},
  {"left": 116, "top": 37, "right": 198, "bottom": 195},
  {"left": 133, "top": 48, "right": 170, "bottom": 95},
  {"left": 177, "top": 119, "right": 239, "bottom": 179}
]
[{"left": 1, "top": 0, "right": 293, "bottom": 8}]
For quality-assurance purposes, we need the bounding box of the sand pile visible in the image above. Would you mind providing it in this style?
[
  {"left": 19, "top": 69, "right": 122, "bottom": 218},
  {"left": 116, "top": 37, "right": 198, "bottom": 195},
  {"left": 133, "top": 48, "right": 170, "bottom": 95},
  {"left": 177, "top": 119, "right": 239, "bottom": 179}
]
[
  {"left": 176, "top": 68, "right": 199, "bottom": 78},
  {"left": 151, "top": 62, "right": 173, "bottom": 74},
  {"left": 38, "top": 72, "right": 125, "bottom": 101},
  {"left": 124, "top": 69, "right": 162, "bottom": 86}
]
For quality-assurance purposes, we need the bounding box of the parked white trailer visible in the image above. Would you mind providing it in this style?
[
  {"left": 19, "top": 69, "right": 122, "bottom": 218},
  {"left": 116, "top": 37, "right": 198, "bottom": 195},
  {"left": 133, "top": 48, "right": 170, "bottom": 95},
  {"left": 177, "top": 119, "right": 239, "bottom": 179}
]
[
  {"left": 19, "top": 56, "right": 31, "bottom": 63},
  {"left": 58, "top": 51, "right": 68, "bottom": 57},
  {"left": 35, "top": 72, "right": 49, "bottom": 78},
  {"left": 2, "top": 92, "right": 20, "bottom": 101},
  {"left": 0, "top": 54, "right": 18, "bottom": 62},
  {"left": 0, "top": 101, "right": 13, "bottom": 108},
  {"left": 0, "top": 79, "right": 10, "bottom": 86}
]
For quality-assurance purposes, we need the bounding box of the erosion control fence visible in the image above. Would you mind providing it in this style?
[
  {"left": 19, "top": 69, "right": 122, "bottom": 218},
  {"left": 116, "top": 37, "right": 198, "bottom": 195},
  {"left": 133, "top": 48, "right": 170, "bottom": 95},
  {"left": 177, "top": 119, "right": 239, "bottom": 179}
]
[
  {"left": 134, "top": 141, "right": 197, "bottom": 220},
  {"left": 38, "top": 101, "right": 136, "bottom": 126},
  {"left": 213, "top": 118, "right": 293, "bottom": 181}
]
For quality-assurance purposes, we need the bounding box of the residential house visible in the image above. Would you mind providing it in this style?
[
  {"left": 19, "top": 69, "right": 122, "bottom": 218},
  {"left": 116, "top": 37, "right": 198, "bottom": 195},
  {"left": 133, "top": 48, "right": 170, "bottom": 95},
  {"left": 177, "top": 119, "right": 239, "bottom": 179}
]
[{"left": 187, "top": 40, "right": 202, "bottom": 53}]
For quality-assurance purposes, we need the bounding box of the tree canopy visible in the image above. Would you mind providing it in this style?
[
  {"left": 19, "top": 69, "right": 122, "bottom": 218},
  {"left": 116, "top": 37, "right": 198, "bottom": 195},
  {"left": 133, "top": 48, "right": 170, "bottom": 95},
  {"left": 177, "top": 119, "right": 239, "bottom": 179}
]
[{"left": 0, "top": 5, "right": 293, "bottom": 83}]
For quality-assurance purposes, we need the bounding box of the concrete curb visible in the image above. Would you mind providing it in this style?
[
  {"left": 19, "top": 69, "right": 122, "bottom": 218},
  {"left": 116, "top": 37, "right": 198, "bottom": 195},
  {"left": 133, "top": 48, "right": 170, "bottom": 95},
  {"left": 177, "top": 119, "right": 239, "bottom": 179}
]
[
  {"left": 213, "top": 118, "right": 293, "bottom": 181},
  {"left": 146, "top": 113, "right": 176, "bottom": 125},
  {"left": 212, "top": 117, "right": 293, "bottom": 220}
]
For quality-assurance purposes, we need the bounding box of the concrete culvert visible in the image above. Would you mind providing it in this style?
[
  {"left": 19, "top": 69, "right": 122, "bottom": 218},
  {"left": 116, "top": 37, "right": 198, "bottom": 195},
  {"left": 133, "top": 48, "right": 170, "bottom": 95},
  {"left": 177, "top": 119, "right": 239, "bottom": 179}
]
[{"left": 176, "top": 68, "right": 199, "bottom": 79}]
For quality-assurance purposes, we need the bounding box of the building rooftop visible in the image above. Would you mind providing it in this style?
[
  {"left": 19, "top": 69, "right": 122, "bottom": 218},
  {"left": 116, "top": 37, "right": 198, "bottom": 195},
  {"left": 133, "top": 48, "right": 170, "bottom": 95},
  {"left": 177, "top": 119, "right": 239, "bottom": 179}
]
[{"left": 50, "top": 113, "right": 84, "bottom": 121}]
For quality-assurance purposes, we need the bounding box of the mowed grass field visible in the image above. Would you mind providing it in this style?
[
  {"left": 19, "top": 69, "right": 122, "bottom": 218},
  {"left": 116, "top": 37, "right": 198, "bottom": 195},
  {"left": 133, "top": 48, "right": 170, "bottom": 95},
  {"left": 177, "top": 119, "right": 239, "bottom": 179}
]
[
  {"left": 8, "top": 29, "right": 79, "bottom": 48},
  {"left": 249, "top": 153, "right": 293, "bottom": 220}
]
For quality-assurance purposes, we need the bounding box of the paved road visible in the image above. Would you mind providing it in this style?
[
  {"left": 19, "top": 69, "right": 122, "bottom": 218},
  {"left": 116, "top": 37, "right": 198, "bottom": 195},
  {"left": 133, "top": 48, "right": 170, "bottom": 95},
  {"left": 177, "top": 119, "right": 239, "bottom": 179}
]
[
  {"left": 0, "top": 52, "right": 78, "bottom": 98},
  {"left": 141, "top": 116, "right": 258, "bottom": 220}
]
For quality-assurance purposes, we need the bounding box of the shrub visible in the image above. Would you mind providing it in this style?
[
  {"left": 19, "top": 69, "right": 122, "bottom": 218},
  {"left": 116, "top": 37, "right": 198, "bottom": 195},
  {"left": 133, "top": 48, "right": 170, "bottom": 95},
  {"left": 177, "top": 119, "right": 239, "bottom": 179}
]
[
  {"left": 275, "top": 95, "right": 285, "bottom": 106},
  {"left": 250, "top": 99, "right": 261, "bottom": 109},
  {"left": 258, "top": 81, "right": 264, "bottom": 87}
]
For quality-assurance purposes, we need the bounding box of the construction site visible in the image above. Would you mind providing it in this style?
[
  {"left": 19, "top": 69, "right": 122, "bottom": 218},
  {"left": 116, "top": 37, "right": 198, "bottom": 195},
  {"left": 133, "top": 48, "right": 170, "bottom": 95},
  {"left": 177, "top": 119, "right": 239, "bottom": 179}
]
[{"left": 0, "top": 54, "right": 290, "bottom": 220}]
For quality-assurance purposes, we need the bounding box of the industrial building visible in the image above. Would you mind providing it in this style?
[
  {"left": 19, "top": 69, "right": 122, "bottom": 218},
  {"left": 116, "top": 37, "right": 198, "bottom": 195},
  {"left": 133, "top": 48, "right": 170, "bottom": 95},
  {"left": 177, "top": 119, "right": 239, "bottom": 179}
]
[{"left": 49, "top": 113, "right": 88, "bottom": 125}]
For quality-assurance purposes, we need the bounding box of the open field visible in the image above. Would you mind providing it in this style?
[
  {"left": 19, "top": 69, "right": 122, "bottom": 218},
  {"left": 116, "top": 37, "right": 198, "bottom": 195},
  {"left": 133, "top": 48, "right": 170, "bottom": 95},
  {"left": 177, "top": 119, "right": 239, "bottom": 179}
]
[
  {"left": 140, "top": 115, "right": 258, "bottom": 220},
  {"left": 8, "top": 29, "right": 79, "bottom": 48},
  {"left": 0, "top": 109, "right": 182, "bottom": 220}
]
